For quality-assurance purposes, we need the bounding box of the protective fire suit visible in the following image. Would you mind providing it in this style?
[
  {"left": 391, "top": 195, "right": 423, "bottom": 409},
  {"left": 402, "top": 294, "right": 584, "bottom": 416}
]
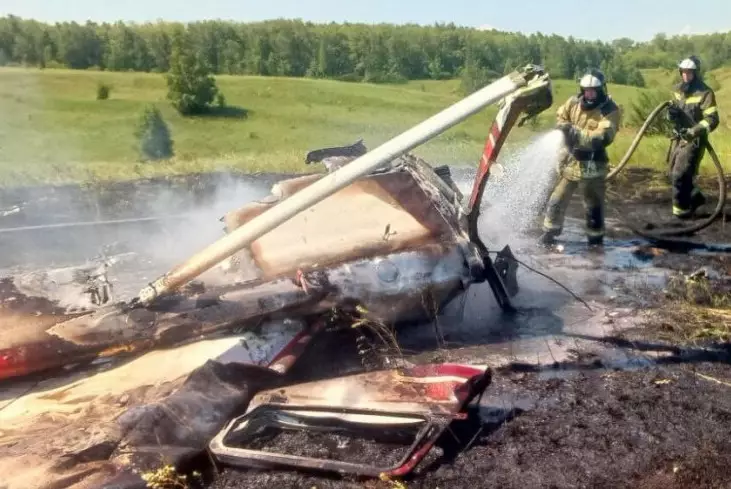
[
  {"left": 667, "top": 77, "right": 720, "bottom": 218},
  {"left": 542, "top": 94, "right": 621, "bottom": 244}
]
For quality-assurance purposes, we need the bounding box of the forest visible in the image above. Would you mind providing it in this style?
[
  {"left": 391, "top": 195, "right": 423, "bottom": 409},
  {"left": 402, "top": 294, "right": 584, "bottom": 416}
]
[{"left": 1, "top": 15, "right": 730, "bottom": 88}]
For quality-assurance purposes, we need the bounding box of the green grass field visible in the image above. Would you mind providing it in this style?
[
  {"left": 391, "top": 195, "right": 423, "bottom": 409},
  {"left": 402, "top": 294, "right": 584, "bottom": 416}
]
[{"left": 0, "top": 66, "right": 729, "bottom": 186}]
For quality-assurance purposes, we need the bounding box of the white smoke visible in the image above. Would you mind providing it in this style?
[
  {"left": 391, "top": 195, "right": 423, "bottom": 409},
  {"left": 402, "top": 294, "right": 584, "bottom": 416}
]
[{"left": 0, "top": 173, "right": 278, "bottom": 302}]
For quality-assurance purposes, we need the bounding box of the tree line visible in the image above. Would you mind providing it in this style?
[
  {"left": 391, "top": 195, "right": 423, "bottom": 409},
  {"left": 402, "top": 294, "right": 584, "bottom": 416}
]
[{"left": 1, "top": 15, "right": 730, "bottom": 88}]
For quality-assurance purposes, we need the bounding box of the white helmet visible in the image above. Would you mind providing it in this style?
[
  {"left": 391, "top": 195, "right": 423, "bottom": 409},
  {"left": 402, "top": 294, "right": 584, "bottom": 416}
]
[
  {"left": 579, "top": 68, "right": 606, "bottom": 89},
  {"left": 678, "top": 55, "right": 701, "bottom": 72},
  {"left": 577, "top": 68, "right": 607, "bottom": 108}
]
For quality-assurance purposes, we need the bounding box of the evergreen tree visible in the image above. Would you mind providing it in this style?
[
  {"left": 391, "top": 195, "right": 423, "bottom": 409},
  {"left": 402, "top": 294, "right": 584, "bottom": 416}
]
[
  {"left": 134, "top": 105, "right": 174, "bottom": 161},
  {"left": 165, "top": 29, "right": 218, "bottom": 115}
]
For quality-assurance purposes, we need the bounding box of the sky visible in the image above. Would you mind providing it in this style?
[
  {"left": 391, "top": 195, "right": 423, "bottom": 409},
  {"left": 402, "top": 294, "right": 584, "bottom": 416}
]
[{"left": 2, "top": 0, "right": 731, "bottom": 43}]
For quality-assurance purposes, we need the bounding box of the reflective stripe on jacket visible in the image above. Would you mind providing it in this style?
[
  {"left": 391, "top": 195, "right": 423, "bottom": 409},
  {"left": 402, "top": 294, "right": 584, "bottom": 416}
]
[
  {"left": 556, "top": 95, "right": 621, "bottom": 164},
  {"left": 671, "top": 80, "right": 720, "bottom": 136}
]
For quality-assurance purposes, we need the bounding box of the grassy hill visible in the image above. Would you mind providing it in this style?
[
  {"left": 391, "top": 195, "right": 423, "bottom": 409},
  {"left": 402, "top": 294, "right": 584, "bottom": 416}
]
[{"left": 0, "top": 66, "right": 729, "bottom": 186}]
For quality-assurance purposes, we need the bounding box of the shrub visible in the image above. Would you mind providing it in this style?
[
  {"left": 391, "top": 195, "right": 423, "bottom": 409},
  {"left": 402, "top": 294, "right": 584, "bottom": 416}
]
[
  {"left": 96, "top": 82, "right": 111, "bottom": 100},
  {"left": 459, "top": 63, "right": 498, "bottom": 96},
  {"left": 625, "top": 68, "right": 646, "bottom": 88},
  {"left": 216, "top": 92, "right": 226, "bottom": 108},
  {"left": 626, "top": 89, "right": 674, "bottom": 136},
  {"left": 363, "top": 71, "right": 409, "bottom": 84},
  {"left": 134, "top": 105, "right": 174, "bottom": 161}
]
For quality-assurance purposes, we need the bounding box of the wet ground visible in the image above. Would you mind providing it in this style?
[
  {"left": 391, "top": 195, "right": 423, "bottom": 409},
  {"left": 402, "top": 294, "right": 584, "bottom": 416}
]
[{"left": 1, "top": 167, "right": 730, "bottom": 489}]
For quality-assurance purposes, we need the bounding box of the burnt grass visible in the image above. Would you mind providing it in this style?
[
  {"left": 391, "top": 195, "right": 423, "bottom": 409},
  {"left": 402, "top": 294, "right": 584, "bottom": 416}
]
[
  {"left": 210, "top": 168, "right": 731, "bottom": 489},
  {"left": 232, "top": 425, "right": 415, "bottom": 466},
  {"left": 211, "top": 363, "right": 731, "bottom": 489},
  {"left": 606, "top": 169, "right": 731, "bottom": 345}
]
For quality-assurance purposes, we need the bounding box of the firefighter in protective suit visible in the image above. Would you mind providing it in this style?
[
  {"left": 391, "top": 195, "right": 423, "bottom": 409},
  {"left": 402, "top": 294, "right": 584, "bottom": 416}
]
[
  {"left": 666, "top": 55, "right": 720, "bottom": 219},
  {"left": 540, "top": 68, "right": 621, "bottom": 247}
]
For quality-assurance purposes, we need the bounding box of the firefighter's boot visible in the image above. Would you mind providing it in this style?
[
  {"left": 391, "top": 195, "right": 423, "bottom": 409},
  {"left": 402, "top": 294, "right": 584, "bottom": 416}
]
[
  {"left": 538, "top": 230, "right": 560, "bottom": 247},
  {"left": 690, "top": 189, "right": 707, "bottom": 213},
  {"left": 587, "top": 235, "right": 604, "bottom": 247}
]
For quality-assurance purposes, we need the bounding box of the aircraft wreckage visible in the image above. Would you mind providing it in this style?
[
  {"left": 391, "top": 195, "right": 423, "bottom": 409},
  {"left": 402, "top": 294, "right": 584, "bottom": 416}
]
[{"left": 0, "top": 64, "right": 553, "bottom": 489}]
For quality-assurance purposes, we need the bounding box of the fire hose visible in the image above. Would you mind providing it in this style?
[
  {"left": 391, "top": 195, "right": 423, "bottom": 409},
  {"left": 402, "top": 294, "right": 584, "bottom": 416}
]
[{"left": 604, "top": 101, "right": 727, "bottom": 242}]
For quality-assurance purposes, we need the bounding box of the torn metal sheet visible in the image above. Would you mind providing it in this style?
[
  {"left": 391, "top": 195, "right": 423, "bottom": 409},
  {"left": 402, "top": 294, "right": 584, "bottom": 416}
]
[
  {"left": 220, "top": 169, "right": 462, "bottom": 279},
  {"left": 209, "top": 363, "right": 491, "bottom": 477},
  {"left": 0, "top": 318, "right": 308, "bottom": 489},
  {"left": 0, "top": 243, "right": 468, "bottom": 381},
  {"left": 0, "top": 273, "right": 323, "bottom": 381}
]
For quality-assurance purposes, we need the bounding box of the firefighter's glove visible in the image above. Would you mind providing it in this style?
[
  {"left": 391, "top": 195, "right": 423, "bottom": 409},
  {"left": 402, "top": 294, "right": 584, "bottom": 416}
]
[
  {"left": 556, "top": 122, "right": 571, "bottom": 132},
  {"left": 667, "top": 104, "right": 683, "bottom": 123},
  {"left": 679, "top": 126, "right": 702, "bottom": 141},
  {"left": 556, "top": 122, "right": 579, "bottom": 149}
]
